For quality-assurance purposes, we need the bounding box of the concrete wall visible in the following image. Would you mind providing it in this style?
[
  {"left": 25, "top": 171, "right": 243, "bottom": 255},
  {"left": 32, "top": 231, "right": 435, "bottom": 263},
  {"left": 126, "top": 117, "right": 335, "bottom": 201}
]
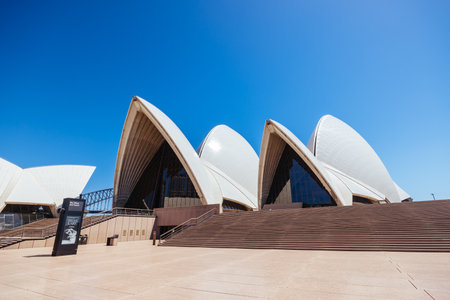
[
  {"left": 80, "top": 216, "right": 155, "bottom": 244},
  {"left": 155, "top": 204, "right": 219, "bottom": 227},
  {"left": 3, "top": 216, "right": 156, "bottom": 250}
]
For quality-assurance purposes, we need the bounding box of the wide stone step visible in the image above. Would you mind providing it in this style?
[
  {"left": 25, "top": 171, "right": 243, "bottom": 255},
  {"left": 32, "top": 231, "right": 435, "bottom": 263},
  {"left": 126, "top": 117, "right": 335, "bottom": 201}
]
[{"left": 161, "top": 200, "right": 450, "bottom": 252}]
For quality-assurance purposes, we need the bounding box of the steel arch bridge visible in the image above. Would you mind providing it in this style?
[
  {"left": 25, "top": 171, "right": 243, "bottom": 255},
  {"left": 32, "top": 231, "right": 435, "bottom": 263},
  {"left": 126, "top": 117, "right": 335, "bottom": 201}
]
[{"left": 81, "top": 188, "right": 113, "bottom": 213}]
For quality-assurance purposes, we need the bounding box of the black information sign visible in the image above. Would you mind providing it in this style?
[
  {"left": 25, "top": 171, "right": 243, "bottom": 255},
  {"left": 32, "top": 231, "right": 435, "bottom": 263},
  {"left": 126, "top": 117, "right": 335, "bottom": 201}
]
[{"left": 52, "top": 198, "right": 86, "bottom": 256}]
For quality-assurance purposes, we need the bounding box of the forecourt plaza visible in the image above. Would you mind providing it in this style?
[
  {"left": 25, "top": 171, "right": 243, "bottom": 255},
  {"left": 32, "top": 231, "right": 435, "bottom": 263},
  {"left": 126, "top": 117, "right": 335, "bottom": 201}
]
[
  {"left": 1, "top": 240, "right": 450, "bottom": 299},
  {"left": 1, "top": 96, "right": 449, "bottom": 299}
]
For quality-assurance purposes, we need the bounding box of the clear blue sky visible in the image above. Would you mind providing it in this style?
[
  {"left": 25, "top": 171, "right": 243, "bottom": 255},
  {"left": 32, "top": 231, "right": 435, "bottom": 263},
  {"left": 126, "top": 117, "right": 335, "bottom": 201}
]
[{"left": 1, "top": 1, "right": 449, "bottom": 201}]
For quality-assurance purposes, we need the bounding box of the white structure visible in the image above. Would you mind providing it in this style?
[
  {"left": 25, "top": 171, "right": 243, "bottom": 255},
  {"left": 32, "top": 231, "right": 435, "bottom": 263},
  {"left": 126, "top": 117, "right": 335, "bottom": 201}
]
[
  {"left": 307, "top": 115, "right": 408, "bottom": 204},
  {"left": 114, "top": 97, "right": 409, "bottom": 212},
  {"left": 114, "top": 96, "right": 258, "bottom": 211},
  {"left": 0, "top": 158, "right": 95, "bottom": 215},
  {"left": 259, "top": 116, "right": 411, "bottom": 209},
  {"left": 198, "top": 125, "right": 258, "bottom": 209}
]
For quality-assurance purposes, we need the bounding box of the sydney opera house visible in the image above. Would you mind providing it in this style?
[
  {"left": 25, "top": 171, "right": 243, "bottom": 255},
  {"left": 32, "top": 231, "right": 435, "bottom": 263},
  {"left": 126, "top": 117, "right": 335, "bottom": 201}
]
[
  {"left": 7, "top": 95, "right": 450, "bottom": 255},
  {"left": 113, "top": 96, "right": 411, "bottom": 221},
  {"left": 2, "top": 96, "right": 448, "bottom": 298},
  {"left": 114, "top": 96, "right": 259, "bottom": 220},
  {"left": 259, "top": 117, "right": 411, "bottom": 208},
  {"left": 0, "top": 94, "right": 411, "bottom": 235}
]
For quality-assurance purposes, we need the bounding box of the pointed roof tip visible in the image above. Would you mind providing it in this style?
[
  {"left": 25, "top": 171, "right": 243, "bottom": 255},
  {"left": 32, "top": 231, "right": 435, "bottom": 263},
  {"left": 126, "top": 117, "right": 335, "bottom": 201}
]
[
  {"left": 265, "top": 119, "right": 276, "bottom": 126},
  {"left": 201, "top": 125, "right": 241, "bottom": 144},
  {"left": 133, "top": 95, "right": 148, "bottom": 105},
  {"left": 200, "top": 124, "right": 254, "bottom": 150},
  {"left": 314, "top": 115, "right": 342, "bottom": 134},
  {"left": 133, "top": 96, "right": 152, "bottom": 106},
  {"left": 319, "top": 114, "right": 337, "bottom": 122},
  {"left": 210, "top": 124, "right": 231, "bottom": 131}
]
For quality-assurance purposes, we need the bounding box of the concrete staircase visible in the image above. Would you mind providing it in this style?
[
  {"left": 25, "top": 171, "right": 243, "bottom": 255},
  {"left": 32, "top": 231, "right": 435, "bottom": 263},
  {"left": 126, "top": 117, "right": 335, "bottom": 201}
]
[{"left": 161, "top": 200, "right": 450, "bottom": 252}]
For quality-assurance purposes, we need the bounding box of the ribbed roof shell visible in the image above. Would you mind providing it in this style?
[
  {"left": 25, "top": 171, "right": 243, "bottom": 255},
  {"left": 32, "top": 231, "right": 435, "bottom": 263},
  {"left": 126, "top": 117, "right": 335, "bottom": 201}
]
[
  {"left": 113, "top": 96, "right": 222, "bottom": 208},
  {"left": 0, "top": 158, "right": 95, "bottom": 212},
  {"left": 258, "top": 120, "right": 352, "bottom": 208},
  {"left": 307, "top": 115, "right": 408, "bottom": 203},
  {"left": 198, "top": 125, "right": 258, "bottom": 209}
]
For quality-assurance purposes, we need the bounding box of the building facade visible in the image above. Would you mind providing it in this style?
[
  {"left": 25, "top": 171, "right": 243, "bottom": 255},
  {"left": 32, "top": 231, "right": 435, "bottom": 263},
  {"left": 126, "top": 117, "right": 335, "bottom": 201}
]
[
  {"left": 258, "top": 117, "right": 411, "bottom": 209},
  {"left": 114, "top": 97, "right": 411, "bottom": 215},
  {"left": 113, "top": 96, "right": 258, "bottom": 213}
]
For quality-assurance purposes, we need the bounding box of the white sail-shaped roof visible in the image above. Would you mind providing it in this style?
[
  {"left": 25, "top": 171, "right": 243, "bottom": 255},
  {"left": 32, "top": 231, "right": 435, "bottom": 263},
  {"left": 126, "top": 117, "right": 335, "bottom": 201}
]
[
  {"left": 394, "top": 182, "right": 411, "bottom": 202},
  {"left": 5, "top": 172, "right": 54, "bottom": 206},
  {"left": 258, "top": 120, "right": 352, "bottom": 208},
  {"left": 0, "top": 158, "right": 23, "bottom": 206},
  {"left": 322, "top": 164, "right": 386, "bottom": 202},
  {"left": 202, "top": 161, "right": 256, "bottom": 209},
  {"left": 0, "top": 158, "right": 95, "bottom": 213},
  {"left": 198, "top": 125, "right": 259, "bottom": 209},
  {"left": 114, "top": 96, "right": 222, "bottom": 208},
  {"left": 258, "top": 116, "right": 411, "bottom": 208},
  {"left": 26, "top": 165, "right": 95, "bottom": 205},
  {"left": 114, "top": 97, "right": 262, "bottom": 210},
  {"left": 307, "top": 115, "right": 409, "bottom": 203}
]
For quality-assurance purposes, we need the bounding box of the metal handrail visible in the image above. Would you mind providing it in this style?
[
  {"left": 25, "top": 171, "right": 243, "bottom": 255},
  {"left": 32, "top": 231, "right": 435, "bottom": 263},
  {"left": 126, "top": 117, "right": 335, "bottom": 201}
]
[
  {"left": 0, "top": 207, "right": 155, "bottom": 242},
  {"left": 111, "top": 207, "right": 153, "bottom": 216},
  {"left": 0, "top": 213, "right": 47, "bottom": 230},
  {"left": 81, "top": 208, "right": 116, "bottom": 228},
  {"left": 159, "top": 208, "right": 217, "bottom": 245},
  {"left": 0, "top": 218, "right": 58, "bottom": 240}
]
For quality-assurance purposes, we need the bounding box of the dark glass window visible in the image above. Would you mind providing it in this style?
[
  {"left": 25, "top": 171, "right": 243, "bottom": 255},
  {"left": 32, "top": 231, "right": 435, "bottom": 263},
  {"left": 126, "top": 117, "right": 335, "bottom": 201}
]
[
  {"left": 353, "top": 196, "right": 374, "bottom": 205},
  {"left": 2, "top": 204, "right": 52, "bottom": 215},
  {"left": 1, "top": 204, "right": 53, "bottom": 228},
  {"left": 222, "top": 200, "right": 248, "bottom": 211},
  {"left": 264, "top": 144, "right": 336, "bottom": 208},
  {"left": 125, "top": 141, "right": 201, "bottom": 209}
]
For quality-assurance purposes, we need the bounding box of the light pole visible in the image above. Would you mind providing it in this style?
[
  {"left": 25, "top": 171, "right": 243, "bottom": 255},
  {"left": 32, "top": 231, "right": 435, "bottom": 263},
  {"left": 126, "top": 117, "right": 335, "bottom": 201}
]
[{"left": 431, "top": 193, "right": 436, "bottom": 200}]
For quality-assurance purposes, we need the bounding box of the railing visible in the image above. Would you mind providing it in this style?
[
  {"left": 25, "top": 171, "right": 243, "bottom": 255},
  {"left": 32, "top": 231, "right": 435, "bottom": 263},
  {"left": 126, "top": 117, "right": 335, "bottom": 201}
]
[
  {"left": 82, "top": 208, "right": 115, "bottom": 227},
  {"left": 0, "top": 206, "right": 156, "bottom": 248},
  {"left": 1, "top": 207, "right": 154, "bottom": 241},
  {"left": 0, "top": 213, "right": 47, "bottom": 230},
  {"left": 111, "top": 207, "right": 153, "bottom": 216},
  {"left": 0, "top": 223, "right": 58, "bottom": 241},
  {"left": 159, "top": 208, "right": 217, "bottom": 245},
  {"left": 22, "top": 225, "right": 57, "bottom": 238},
  {"left": 82, "top": 207, "right": 153, "bottom": 228}
]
